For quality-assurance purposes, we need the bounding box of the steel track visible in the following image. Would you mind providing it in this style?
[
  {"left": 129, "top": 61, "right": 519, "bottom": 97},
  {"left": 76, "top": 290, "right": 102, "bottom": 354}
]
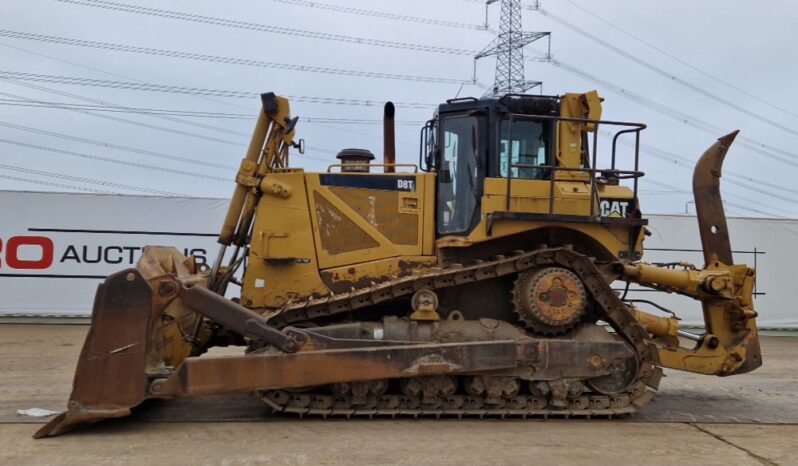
[{"left": 262, "top": 247, "right": 662, "bottom": 417}]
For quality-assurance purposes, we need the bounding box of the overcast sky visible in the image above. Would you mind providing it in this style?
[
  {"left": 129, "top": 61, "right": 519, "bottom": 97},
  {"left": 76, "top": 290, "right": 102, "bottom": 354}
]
[{"left": 1, "top": 0, "right": 796, "bottom": 217}]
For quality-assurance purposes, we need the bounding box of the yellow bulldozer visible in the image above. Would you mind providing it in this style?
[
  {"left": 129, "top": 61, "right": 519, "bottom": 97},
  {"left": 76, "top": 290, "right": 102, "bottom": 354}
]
[{"left": 37, "top": 91, "right": 761, "bottom": 437}]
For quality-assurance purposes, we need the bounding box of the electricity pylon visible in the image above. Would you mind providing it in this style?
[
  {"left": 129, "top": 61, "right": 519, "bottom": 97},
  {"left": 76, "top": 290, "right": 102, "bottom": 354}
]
[{"left": 475, "top": 0, "right": 550, "bottom": 96}]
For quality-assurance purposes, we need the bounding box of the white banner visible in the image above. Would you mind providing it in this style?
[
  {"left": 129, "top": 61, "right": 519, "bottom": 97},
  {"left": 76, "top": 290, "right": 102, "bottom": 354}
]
[
  {"left": 0, "top": 191, "right": 226, "bottom": 316},
  {"left": 0, "top": 191, "right": 794, "bottom": 328}
]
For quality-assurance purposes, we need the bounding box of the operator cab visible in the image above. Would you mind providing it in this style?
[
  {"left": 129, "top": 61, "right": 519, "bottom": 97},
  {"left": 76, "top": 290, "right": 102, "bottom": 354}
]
[
  {"left": 419, "top": 93, "right": 646, "bottom": 248},
  {"left": 421, "top": 95, "right": 561, "bottom": 236}
]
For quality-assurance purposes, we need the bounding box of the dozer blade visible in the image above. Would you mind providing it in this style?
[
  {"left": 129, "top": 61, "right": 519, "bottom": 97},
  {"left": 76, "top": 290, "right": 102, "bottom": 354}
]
[
  {"left": 35, "top": 246, "right": 204, "bottom": 438},
  {"left": 35, "top": 243, "right": 311, "bottom": 438},
  {"left": 35, "top": 269, "right": 153, "bottom": 438}
]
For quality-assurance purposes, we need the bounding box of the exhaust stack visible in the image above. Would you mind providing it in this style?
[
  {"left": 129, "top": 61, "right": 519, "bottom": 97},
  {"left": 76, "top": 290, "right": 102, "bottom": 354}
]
[{"left": 383, "top": 101, "right": 395, "bottom": 173}]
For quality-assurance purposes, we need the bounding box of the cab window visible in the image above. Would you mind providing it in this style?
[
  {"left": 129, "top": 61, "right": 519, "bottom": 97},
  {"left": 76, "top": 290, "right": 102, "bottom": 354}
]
[
  {"left": 499, "top": 119, "right": 549, "bottom": 179},
  {"left": 437, "top": 116, "right": 479, "bottom": 234}
]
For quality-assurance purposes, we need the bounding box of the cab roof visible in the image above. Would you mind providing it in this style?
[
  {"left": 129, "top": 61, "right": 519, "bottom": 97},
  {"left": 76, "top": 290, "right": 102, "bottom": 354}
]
[{"left": 434, "top": 94, "right": 560, "bottom": 119}]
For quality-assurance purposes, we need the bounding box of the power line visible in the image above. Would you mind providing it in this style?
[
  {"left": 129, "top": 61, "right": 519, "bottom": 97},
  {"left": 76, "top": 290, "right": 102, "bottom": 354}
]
[
  {"left": 50, "top": 0, "right": 798, "bottom": 144},
  {"left": 642, "top": 178, "right": 789, "bottom": 218},
  {"left": 0, "top": 98, "right": 253, "bottom": 118},
  {"left": 0, "top": 119, "right": 235, "bottom": 170},
  {"left": 602, "top": 127, "right": 798, "bottom": 215},
  {"left": 0, "top": 163, "right": 182, "bottom": 196},
  {"left": 0, "top": 39, "right": 426, "bottom": 156},
  {"left": 533, "top": 5, "right": 798, "bottom": 138},
  {"left": 0, "top": 137, "right": 230, "bottom": 182},
  {"left": 0, "top": 39, "right": 435, "bottom": 152},
  {"left": 637, "top": 189, "right": 691, "bottom": 195},
  {"left": 0, "top": 78, "right": 435, "bottom": 163},
  {"left": 648, "top": 152, "right": 797, "bottom": 206},
  {"left": 266, "top": 0, "right": 487, "bottom": 30},
  {"left": 606, "top": 131, "right": 798, "bottom": 208},
  {"left": 26, "top": 0, "right": 789, "bottom": 206},
  {"left": 5, "top": 20, "right": 798, "bottom": 166},
  {"left": 639, "top": 140, "right": 798, "bottom": 198},
  {"left": 0, "top": 174, "right": 113, "bottom": 194},
  {"left": 0, "top": 39, "right": 264, "bottom": 140},
  {"left": 0, "top": 30, "right": 476, "bottom": 86},
  {"left": 0, "top": 56, "right": 254, "bottom": 141},
  {"left": 45, "top": 0, "right": 798, "bottom": 156},
  {"left": 0, "top": 40, "right": 256, "bottom": 114},
  {"left": 302, "top": 117, "right": 424, "bottom": 126},
  {"left": 303, "top": 119, "right": 390, "bottom": 140},
  {"left": 721, "top": 200, "right": 789, "bottom": 219},
  {"left": 0, "top": 99, "right": 427, "bottom": 125},
  {"left": 0, "top": 70, "right": 425, "bottom": 165},
  {"left": 0, "top": 42, "right": 387, "bottom": 159},
  {"left": 0, "top": 84, "right": 248, "bottom": 146},
  {"left": 548, "top": 58, "right": 798, "bottom": 169},
  {"left": 0, "top": 46, "right": 390, "bottom": 161},
  {"left": 4, "top": 63, "right": 795, "bottom": 206},
  {"left": 0, "top": 0, "right": 460, "bottom": 147},
  {"left": 0, "top": 70, "right": 438, "bottom": 109},
  {"left": 0, "top": 83, "right": 347, "bottom": 168},
  {"left": 0, "top": 43, "right": 352, "bottom": 167},
  {"left": 0, "top": 45, "right": 344, "bottom": 189},
  {"left": 557, "top": 0, "right": 798, "bottom": 121},
  {"left": 55, "top": 0, "right": 476, "bottom": 56},
  {"left": 6, "top": 69, "right": 795, "bottom": 206}
]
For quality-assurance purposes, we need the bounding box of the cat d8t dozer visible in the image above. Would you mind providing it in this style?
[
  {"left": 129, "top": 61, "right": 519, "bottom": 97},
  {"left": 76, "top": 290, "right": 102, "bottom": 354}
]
[{"left": 36, "top": 92, "right": 761, "bottom": 438}]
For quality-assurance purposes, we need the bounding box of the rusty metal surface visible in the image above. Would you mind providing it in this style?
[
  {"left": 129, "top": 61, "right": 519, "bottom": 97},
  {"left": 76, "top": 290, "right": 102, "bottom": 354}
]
[
  {"left": 156, "top": 341, "right": 519, "bottom": 397},
  {"left": 693, "top": 130, "right": 738, "bottom": 267},
  {"left": 303, "top": 316, "right": 527, "bottom": 342},
  {"left": 255, "top": 247, "right": 661, "bottom": 422},
  {"left": 34, "top": 269, "right": 153, "bottom": 438},
  {"left": 39, "top": 246, "right": 659, "bottom": 438},
  {"left": 269, "top": 246, "right": 661, "bottom": 394},
  {"left": 162, "top": 247, "right": 658, "bottom": 426},
  {"left": 180, "top": 284, "right": 301, "bottom": 352},
  {"left": 512, "top": 267, "right": 587, "bottom": 335},
  {"left": 3, "top": 327, "right": 795, "bottom": 428},
  {"left": 153, "top": 334, "right": 634, "bottom": 398}
]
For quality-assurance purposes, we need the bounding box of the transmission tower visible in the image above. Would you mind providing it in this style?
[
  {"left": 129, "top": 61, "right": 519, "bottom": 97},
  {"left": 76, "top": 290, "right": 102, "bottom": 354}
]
[{"left": 475, "top": 0, "right": 550, "bottom": 96}]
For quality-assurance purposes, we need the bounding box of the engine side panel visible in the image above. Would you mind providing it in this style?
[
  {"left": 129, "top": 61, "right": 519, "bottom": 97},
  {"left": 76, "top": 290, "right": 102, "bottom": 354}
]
[
  {"left": 306, "top": 172, "right": 436, "bottom": 269},
  {"left": 241, "top": 171, "right": 329, "bottom": 308}
]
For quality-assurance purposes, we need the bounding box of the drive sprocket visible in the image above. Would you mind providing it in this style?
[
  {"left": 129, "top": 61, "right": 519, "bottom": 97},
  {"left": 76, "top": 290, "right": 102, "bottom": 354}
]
[{"left": 512, "top": 266, "right": 587, "bottom": 335}]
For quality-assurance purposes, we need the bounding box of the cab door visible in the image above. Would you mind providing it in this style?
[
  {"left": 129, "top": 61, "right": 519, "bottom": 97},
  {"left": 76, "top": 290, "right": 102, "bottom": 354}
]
[{"left": 436, "top": 114, "right": 483, "bottom": 236}]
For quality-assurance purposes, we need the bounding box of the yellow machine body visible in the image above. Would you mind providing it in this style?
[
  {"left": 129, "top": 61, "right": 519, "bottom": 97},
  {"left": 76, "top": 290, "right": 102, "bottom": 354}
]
[
  {"left": 241, "top": 92, "right": 639, "bottom": 309},
  {"left": 36, "top": 91, "right": 761, "bottom": 438}
]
